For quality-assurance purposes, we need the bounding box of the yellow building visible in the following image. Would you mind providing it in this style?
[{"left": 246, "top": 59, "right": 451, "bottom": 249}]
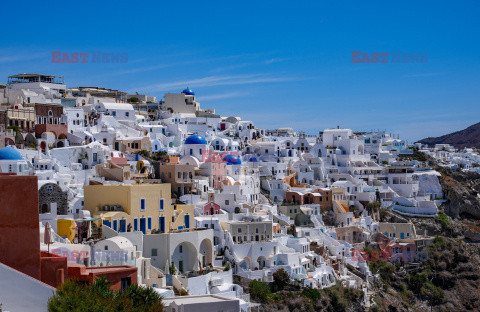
[
  {"left": 57, "top": 219, "right": 76, "bottom": 242},
  {"left": 332, "top": 187, "right": 349, "bottom": 212},
  {"left": 84, "top": 183, "right": 194, "bottom": 234}
]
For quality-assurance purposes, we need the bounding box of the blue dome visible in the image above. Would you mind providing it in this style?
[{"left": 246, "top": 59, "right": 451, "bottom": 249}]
[
  {"left": 0, "top": 146, "right": 23, "bottom": 160},
  {"left": 182, "top": 88, "right": 195, "bottom": 96},
  {"left": 223, "top": 154, "right": 242, "bottom": 165},
  {"left": 185, "top": 134, "right": 207, "bottom": 145},
  {"left": 248, "top": 156, "right": 258, "bottom": 162}
]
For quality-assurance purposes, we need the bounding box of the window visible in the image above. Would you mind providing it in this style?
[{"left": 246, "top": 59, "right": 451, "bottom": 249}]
[
  {"left": 140, "top": 198, "right": 145, "bottom": 211},
  {"left": 225, "top": 200, "right": 229, "bottom": 205},
  {"left": 147, "top": 217, "right": 152, "bottom": 230},
  {"left": 152, "top": 248, "right": 158, "bottom": 257},
  {"left": 113, "top": 220, "right": 118, "bottom": 231},
  {"left": 238, "top": 228, "right": 242, "bottom": 233},
  {"left": 112, "top": 111, "right": 116, "bottom": 116},
  {"left": 159, "top": 199, "right": 164, "bottom": 211},
  {"left": 125, "top": 112, "right": 129, "bottom": 117},
  {"left": 134, "top": 218, "right": 138, "bottom": 231},
  {"left": 121, "top": 277, "right": 131, "bottom": 291},
  {"left": 179, "top": 245, "right": 183, "bottom": 253}
]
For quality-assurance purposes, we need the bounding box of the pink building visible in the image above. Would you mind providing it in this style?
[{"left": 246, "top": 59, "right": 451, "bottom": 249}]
[{"left": 204, "top": 202, "right": 221, "bottom": 215}]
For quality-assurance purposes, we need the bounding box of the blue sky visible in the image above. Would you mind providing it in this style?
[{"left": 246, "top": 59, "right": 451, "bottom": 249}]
[{"left": 1, "top": 0, "right": 479, "bottom": 141}]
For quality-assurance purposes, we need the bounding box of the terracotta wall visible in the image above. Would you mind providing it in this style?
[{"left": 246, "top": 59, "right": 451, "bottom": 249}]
[
  {"left": 40, "top": 251, "right": 68, "bottom": 287},
  {"left": 0, "top": 174, "right": 40, "bottom": 279},
  {"left": 35, "top": 124, "right": 68, "bottom": 138},
  {"left": 67, "top": 264, "right": 138, "bottom": 291}
]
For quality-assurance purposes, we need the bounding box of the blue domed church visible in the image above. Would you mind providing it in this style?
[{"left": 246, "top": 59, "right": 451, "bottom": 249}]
[
  {"left": 182, "top": 134, "right": 208, "bottom": 160},
  {"left": 0, "top": 146, "right": 33, "bottom": 175}
]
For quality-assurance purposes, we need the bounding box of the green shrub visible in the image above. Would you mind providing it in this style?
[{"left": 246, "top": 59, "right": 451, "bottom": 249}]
[
  {"left": 248, "top": 280, "right": 272, "bottom": 303},
  {"left": 271, "top": 293, "right": 284, "bottom": 300},
  {"left": 273, "top": 269, "right": 290, "bottom": 290},
  {"left": 302, "top": 288, "right": 322, "bottom": 302},
  {"left": 435, "top": 211, "right": 450, "bottom": 227},
  {"left": 421, "top": 282, "right": 444, "bottom": 305},
  {"left": 369, "top": 261, "right": 395, "bottom": 283},
  {"left": 48, "top": 277, "right": 163, "bottom": 312}
]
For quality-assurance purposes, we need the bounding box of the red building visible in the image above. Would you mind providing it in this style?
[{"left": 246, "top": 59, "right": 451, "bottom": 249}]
[
  {"left": 204, "top": 201, "right": 221, "bottom": 215},
  {"left": 34, "top": 103, "right": 68, "bottom": 139},
  {"left": 67, "top": 264, "right": 137, "bottom": 291}
]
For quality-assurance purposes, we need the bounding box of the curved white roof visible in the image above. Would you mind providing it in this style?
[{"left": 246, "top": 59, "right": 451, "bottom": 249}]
[{"left": 105, "top": 236, "right": 134, "bottom": 248}]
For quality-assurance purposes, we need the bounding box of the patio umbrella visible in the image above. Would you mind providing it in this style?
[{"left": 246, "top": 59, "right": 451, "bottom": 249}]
[{"left": 44, "top": 222, "right": 54, "bottom": 253}]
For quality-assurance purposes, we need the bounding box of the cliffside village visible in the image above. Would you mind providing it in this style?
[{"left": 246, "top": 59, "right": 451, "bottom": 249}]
[{"left": 0, "top": 73, "right": 449, "bottom": 311}]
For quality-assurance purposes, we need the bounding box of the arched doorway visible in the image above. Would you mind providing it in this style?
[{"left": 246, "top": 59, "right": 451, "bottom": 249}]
[
  {"left": 257, "top": 256, "right": 266, "bottom": 269},
  {"left": 172, "top": 242, "right": 197, "bottom": 273},
  {"left": 40, "top": 203, "right": 49, "bottom": 213},
  {"left": 199, "top": 238, "right": 213, "bottom": 268}
]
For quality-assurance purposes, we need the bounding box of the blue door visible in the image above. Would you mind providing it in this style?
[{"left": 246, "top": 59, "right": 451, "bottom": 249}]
[
  {"left": 119, "top": 219, "right": 126, "bottom": 232},
  {"left": 103, "top": 220, "right": 112, "bottom": 228},
  {"left": 184, "top": 214, "right": 190, "bottom": 229},
  {"left": 113, "top": 220, "right": 118, "bottom": 231},
  {"left": 400, "top": 232, "right": 405, "bottom": 239},
  {"left": 140, "top": 218, "right": 146, "bottom": 234},
  {"left": 159, "top": 216, "right": 165, "bottom": 233}
]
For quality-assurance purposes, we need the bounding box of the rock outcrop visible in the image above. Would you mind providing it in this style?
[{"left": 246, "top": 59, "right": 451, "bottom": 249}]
[{"left": 437, "top": 167, "right": 480, "bottom": 219}]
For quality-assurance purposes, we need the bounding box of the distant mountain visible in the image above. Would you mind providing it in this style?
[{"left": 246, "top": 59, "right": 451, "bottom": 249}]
[{"left": 417, "top": 122, "right": 480, "bottom": 148}]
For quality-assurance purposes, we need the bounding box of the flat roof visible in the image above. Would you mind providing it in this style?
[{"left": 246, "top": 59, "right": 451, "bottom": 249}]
[
  {"left": 8, "top": 73, "right": 63, "bottom": 79},
  {"left": 163, "top": 294, "right": 237, "bottom": 304}
]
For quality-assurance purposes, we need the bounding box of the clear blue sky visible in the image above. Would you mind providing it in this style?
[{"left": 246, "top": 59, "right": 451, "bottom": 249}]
[{"left": 1, "top": 0, "right": 479, "bottom": 141}]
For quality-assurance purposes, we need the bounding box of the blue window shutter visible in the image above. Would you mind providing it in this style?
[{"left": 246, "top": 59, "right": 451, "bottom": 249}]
[
  {"left": 134, "top": 219, "right": 138, "bottom": 231},
  {"left": 141, "top": 198, "right": 145, "bottom": 211},
  {"left": 184, "top": 214, "right": 190, "bottom": 229}
]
